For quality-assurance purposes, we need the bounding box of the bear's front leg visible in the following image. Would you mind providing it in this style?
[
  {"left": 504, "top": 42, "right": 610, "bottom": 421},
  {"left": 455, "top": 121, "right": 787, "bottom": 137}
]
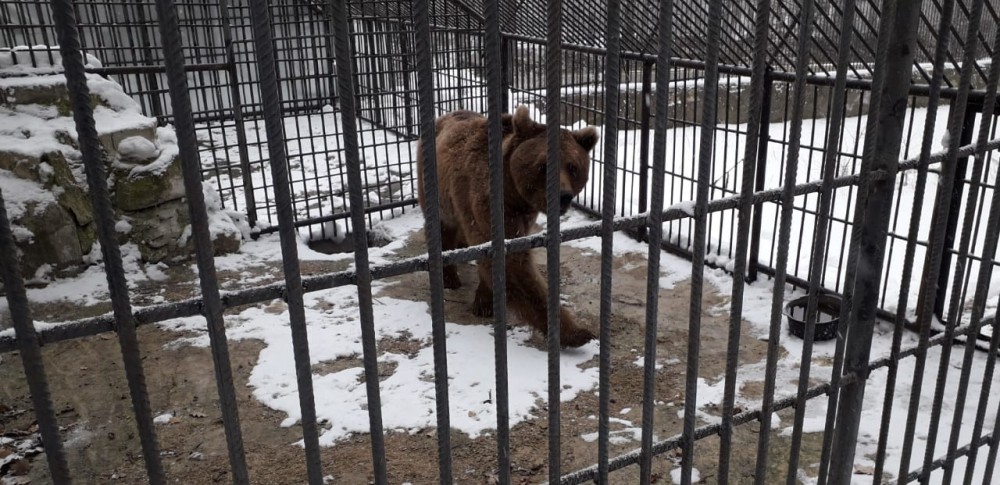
[
  {"left": 440, "top": 224, "right": 462, "bottom": 289},
  {"left": 471, "top": 257, "right": 494, "bottom": 317},
  {"left": 504, "top": 252, "right": 595, "bottom": 347}
]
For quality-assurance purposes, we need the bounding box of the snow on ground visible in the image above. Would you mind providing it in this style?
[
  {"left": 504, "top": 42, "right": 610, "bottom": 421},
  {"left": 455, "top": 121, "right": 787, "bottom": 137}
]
[{"left": 670, "top": 466, "right": 701, "bottom": 484}]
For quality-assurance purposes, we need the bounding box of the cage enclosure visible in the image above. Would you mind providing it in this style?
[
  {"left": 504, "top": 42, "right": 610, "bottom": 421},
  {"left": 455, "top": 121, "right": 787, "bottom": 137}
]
[{"left": 2, "top": 0, "right": 1000, "bottom": 484}]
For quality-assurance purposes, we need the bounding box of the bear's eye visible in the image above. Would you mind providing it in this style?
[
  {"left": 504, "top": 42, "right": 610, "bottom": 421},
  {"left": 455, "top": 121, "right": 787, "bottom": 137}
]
[
  {"left": 567, "top": 165, "right": 578, "bottom": 177},
  {"left": 537, "top": 163, "right": 547, "bottom": 174}
]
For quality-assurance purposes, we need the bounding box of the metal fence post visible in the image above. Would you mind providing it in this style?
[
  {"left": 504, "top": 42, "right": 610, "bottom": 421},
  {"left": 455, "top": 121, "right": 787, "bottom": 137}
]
[
  {"left": 747, "top": 68, "right": 773, "bottom": 282},
  {"left": 637, "top": 59, "right": 653, "bottom": 239},
  {"left": 134, "top": 3, "right": 164, "bottom": 121},
  {"left": 826, "top": 0, "right": 923, "bottom": 481},
  {"left": 399, "top": 22, "right": 415, "bottom": 136},
  {"left": 500, "top": 34, "right": 511, "bottom": 112},
  {"left": 363, "top": 20, "right": 384, "bottom": 126},
  {"left": 218, "top": 0, "right": 257, "bottom": 228},
  {"left": 932, "top": 99, "right": 980, "bottom": 319}
]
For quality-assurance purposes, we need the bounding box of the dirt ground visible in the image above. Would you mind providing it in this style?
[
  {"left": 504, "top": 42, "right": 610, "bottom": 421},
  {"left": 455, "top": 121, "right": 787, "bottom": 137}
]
[{"left": 0, "top": 223, "right": 827, "bottom": 484}]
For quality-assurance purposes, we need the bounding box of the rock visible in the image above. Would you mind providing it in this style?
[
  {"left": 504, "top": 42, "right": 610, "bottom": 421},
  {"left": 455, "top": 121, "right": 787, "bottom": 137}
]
[
  {"left": 99, "top": 125, "right": 156, "bottom": 155},
  {"left": 210, "top": 225, "right": 242, "bottom": 256},
  {"left": 113, "top": 155, "right": 185, "bottom": 212},
  {"left": 127, "top": 202, "right": 190, "bottom": 263},
  {"left": 0, "top": 82, "right": 106, "bottom": 117},
  {"left": 16, "top": 198, "right": 83, "bottom": 278},
  {"left": 179, "top": 209, "right": 244, "bottom": 257}
]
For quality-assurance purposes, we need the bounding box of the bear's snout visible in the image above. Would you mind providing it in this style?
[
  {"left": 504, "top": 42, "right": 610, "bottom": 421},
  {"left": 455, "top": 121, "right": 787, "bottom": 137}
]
[{"left": 559, "top": 191, "right": 574, "bottom": 214}]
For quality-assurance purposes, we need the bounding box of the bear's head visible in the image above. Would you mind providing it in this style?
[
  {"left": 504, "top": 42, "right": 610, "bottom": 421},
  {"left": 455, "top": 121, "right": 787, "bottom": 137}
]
[{"left": 505, "top": 106, "right": 599, "bottom": 215}]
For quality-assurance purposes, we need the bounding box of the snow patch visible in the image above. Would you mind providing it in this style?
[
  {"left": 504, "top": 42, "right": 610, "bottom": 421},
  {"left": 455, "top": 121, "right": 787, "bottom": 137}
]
[
  {"left": 159, "top": 281, "right": 599, "bottom": 444},
  {"left": 118, "top": 136, "right": 159, "bottom": 161},
  {"left": 0, "top": 45, "right": 103, "bottom": 75},
  {"left": 670, "top": 467, "right": 701, "bottom": 484}
]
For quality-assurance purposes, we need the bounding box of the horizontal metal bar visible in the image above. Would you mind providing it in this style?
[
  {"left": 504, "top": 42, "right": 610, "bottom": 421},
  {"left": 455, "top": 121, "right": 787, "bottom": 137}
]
[
  {"left": 87, "top": 62, "right": 231, "bottom": 75},
  {"left": 255, "top": 198, "right": 418, "bottom": 234},
  {"left": 890, "top": 427, "right": 995, "bottom": 484}
]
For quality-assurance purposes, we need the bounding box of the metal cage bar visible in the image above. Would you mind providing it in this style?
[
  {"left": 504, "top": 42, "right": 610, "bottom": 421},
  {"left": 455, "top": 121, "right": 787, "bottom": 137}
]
[
  {"left": 245, "top": 0, "right": 325, "bottom": 482},
  {"left": 330, "top": 0, "right": 390, "bottom": 482},
  {"left": 152, "top": 0, "right": 251, "bottom": 481}
]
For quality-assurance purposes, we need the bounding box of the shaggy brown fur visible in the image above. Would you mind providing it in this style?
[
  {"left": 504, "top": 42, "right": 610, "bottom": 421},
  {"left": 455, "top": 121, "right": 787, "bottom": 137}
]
[{"left": 416, "top": 106, "right": 599, "bottom": 347}]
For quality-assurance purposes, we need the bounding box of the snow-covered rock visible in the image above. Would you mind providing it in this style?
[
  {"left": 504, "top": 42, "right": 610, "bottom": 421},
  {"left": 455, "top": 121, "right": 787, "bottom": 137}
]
[{"left": 0, "top": 46, "right": 245, "bottom": 279}]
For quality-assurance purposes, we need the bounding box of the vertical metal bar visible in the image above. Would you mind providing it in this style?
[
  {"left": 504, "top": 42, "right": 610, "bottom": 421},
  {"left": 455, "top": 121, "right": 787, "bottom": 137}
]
[
  {"left": 717, "top": 0, "right": 772, "bottom": 482},
  {"left": 218, "top": 0, "right": 257, "bottom": 228},
  {"left": 869, "top": 0, "right": 959, "bottom": 480},
  {"left": 826, "top": 0, "right": 923, "bottom": 482},
  {"left": 681, "top": 0, "right": 725, "bottom": 482},
  {"left": 500, "top": 34, "right": 511, "bottom": 112},
  {"left": 639, "top": 0, "right": 673, "bottom": 481},
  {"left": 636, "top": 60, "right": 653, "bottom": 242},
  {"left": 133, "top": 3, "right": 164, "bottom": 121},
  {"left": 0, "top": 199, "right": 71, "bottom": 484},
  {"left": 49, "top": 0, "right": 167, "bottom": 482},
  {"left": 751, "top": 0, "right": 817, "bottom": 482},
  {"left": 746, "top": 71, "right": 773, "bottom": 284},
  {"left": 363, "top": 21, "right": 384, "bottom": 127},
  {"left": 149, "top": 0, "right": 261, "bottom": 483},
  {"left": 597, "top": 0, "right": 622, "bottom": 481},
  {"left": 243, "top": 0, "right": 326, "bottom": 482},
  {"left": 931, "top": 106, "right": 978, "bottom": 320},
  {"left": 785, "top": 0, "right": 857, "bottom": 482},
  {"left": 817, "top": 2, "right": 900, "bottom": 480},
  {"left": 399, "top": 25, "right": 414, "bottom": 136},
  {"left": 329, "top": 0, "right": 390, "bottom": 482},
  {"left": 411, "top": 0, "right": 455, "bottom": 481},
  {"left": 544, "top": 0, "right": 564, "bottom": 479},
  {"left": 897, "top": 0, "right": 989, "bottom": 480},
  {"left": 149, "top": 0, "right": 252, "bottom": 481},
  {"left": 482, "top": 0, "right": 510, "bottom": 482}
]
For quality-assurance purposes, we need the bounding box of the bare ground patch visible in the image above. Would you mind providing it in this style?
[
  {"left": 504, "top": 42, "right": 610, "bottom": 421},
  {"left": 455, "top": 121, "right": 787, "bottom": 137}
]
[{"left": 0, "top": 223, "right": 827, "bottom": 484}]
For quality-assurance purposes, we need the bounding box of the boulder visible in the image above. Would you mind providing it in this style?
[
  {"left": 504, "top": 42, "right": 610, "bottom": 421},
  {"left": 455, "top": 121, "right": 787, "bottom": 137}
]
[
  {"left": 16, "top": 198, "right": 84, "bottom": 279},
  {"left": 113, "top": 155, "right": 185, "bottom": 212}
]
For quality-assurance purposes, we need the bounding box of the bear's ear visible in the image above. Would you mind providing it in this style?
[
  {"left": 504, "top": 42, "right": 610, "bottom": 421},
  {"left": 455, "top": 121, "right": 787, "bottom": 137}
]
[
  {"left": 501, "top": 112, "right": 514, "bottom": 135},
  {"left": 512, "top": 105, "right": 541, "bottom": 137},
  {"left": 574, "top": 127, "right": 599, "bottom": 151}
]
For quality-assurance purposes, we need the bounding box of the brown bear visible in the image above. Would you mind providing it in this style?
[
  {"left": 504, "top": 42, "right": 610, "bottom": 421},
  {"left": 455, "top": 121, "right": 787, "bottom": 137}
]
[{"left": 416, "top": 105, "right": 599, "bottom": 348}]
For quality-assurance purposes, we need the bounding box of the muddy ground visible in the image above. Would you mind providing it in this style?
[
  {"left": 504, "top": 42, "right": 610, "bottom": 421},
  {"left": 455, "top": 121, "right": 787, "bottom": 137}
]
[{"left": 1, "top": 223, "right": 827, "bottom": 484}]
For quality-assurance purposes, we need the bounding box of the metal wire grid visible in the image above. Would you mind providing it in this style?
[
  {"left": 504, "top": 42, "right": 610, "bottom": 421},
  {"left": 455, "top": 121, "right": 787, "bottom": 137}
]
[
  {"left": 503, "top": 33, "right": 1000, "bottom": 337},
  {"left": 3, "top": 0, "right": 1000, "bottom": 484},
  {"left": 459, "top": 0, "right": 1000, "bottom": 86},
  {"left": 0, "top": 0, "right": 484, "bottom": 242}
]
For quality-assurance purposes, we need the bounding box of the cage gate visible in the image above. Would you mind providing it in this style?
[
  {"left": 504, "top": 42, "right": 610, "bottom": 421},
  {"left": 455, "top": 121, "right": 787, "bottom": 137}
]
[{"left": 2, "top": 0, "right": 1000, "bottom": 484}]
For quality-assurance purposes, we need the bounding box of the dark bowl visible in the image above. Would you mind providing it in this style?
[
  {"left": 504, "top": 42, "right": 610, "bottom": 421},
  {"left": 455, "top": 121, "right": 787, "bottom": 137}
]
[{"left": 784, "top": 294, "right": 841, "bottom": 341}]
